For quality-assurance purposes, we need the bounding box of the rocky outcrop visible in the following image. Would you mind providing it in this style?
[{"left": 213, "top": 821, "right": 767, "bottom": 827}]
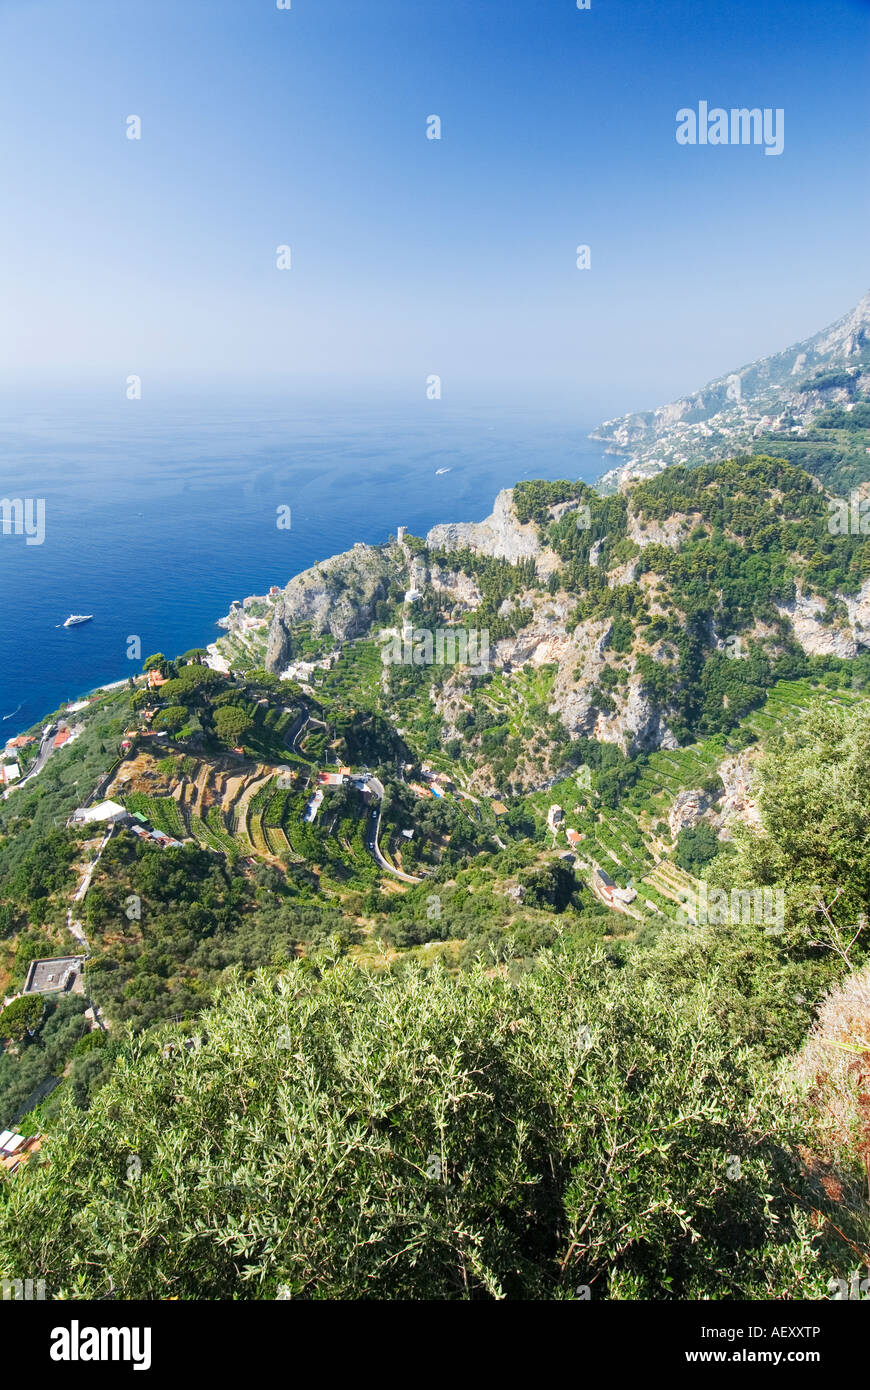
[
  {"left": 845, "top": 576, "right": 870, "bottom": 649},
  {"left": 627, "top": 510, "right": 697, "bottom": 551},
  {"left": 607, "top": 557, "right": 640, "bottom": 588},
  {"left": 715, "top": 750, "right": 763, "bottom": 836},
  {"left": 668, "top": 789, "right": 711, "bottom": 838},
  {"left": 594, "top": 677, "right": 679, "bottom": 755},
  {"left": 427, "top": 489, "right": 543, "bottom": 565},
  {"left": 776, "top": 586, "right": 858, "bottom": 659},
  {"left": 423, "top": 561, "right": 482, "bottom": 615},
  {"left": 265, "top": 544, "right": 397, "bottom": 672}
]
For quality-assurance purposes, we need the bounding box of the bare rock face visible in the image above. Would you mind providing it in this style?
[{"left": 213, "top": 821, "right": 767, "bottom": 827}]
[
  {"left": 594, "top": 677, "right": 679, "bottom": 755},
  {"left": 427, "top": 489, "right": 542, "bottom": 564},
  {"left": 265, "top": 544, "right": 396, "bottom": 672},
  {"left": 668, "top": 789, "right": 711, "bottom": 837},
  {"left": 495, "top": 597, "right": 585, "bottom": 671},
  {"left": 627, "top": 510, "right": 697, "bottom": 551},
  {"left": 845, "top": 577, "right": 870, "bottom": 649},
  {"left": 716, "top": 750, "right": 763, "bottom": 836},
  {"left": 543, "top": 616, "right": 609, "bottom": 734},
  {"left": 776, "top": 585, "right": 858, "bottom": 659},
  {"left": 608, "top": 557, "right": 640, "bottom": 588},
  {"left": 424, "top": 561, "right": 482, "bottom": 615}
]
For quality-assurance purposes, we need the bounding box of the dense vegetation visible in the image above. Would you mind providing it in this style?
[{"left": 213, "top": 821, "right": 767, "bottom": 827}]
[
  {"left": 2, "top": 457, "right": 870, "bottom": 1300},
  {"left": 0, "top": 930, "right": 865, "bottom": 1300}
]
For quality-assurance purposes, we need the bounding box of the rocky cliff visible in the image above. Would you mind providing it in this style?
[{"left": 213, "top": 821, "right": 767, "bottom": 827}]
[
  {"left": 427, "top": 488, "right": 542, "bottom": 564},
  {"left": 592, "top": 291, "right": 870, "bottom": 491},
  {"left": 264, "top": 544, "right": 400, "bottom": 674},
  {"left": 212, "top": 459, "right": 870, "bottom": 791}
]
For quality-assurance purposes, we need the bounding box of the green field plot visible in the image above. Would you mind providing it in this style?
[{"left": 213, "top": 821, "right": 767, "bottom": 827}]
[
  {"left": 123, "top": 793, "right": 187, "bottom": 838},
  {"left": 188, "top": 812, "right": 238, "bottom": 858},
  {"left": 320, "top": 640, "right": 384, "bottom": 706}
]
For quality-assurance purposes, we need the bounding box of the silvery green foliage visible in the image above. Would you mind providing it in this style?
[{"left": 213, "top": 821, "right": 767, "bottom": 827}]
[{"left": 0, "top": 943, "right": 859, "bottom": 1300}]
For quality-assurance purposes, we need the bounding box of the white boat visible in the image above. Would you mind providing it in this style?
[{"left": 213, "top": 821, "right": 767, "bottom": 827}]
[
  {"left": 63, "top": 614, "right": 93, "bottom": 628},
  {"left": 435, "top": 467, "right": 451, "bottom": 476}
]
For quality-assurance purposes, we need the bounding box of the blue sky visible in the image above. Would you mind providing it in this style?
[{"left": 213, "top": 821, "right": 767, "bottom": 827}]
[{"left": 0, "top": 0, "right": 867, "bottom": 418}]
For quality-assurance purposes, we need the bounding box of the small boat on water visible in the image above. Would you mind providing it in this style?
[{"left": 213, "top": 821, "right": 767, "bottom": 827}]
[
  {"left": 63, "top": 614, "right": 93, "bottom": 628},
  {"left": 435, "top": 467, "right": 451, "bottom": 476}
]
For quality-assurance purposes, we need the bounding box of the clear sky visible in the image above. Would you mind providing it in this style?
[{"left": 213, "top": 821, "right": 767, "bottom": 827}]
[{"left": 1, "top": 0, "right": 868, "bottom": 419}]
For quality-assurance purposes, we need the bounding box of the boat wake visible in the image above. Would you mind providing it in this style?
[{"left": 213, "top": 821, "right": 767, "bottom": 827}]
[{"left": 2, "top": 703, "right": 22, "bottom": 721}]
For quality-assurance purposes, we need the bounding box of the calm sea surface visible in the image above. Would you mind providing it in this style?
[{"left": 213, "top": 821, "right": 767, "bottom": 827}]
[{"left": 0, "top": 387, "right": 609, "bottom": 733}]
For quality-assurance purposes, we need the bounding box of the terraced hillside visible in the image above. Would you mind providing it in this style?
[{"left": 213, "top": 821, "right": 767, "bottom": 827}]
[
  {"left": 529, "top": 676, "right": 870, "bottom": 924},
  {"left": 105, "top": 740, "right": 386, "bottom": 883}
]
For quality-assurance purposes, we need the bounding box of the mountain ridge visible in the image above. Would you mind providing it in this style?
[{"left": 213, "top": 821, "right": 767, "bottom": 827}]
[
  {"left": 212, "top": 454, "right": 870, "bottom": 796},
  {"left": 591, "top": 291, "right": 870, "bottom": 493}
]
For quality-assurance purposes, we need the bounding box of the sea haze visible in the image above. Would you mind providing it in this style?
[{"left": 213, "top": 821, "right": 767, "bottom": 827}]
[{"left": 0, "top": 385, "right": 609, "bottom": 732}]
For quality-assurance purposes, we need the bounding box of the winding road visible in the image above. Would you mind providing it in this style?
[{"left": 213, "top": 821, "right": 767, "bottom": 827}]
[
  {"left": 365, "top": 776, "right": 423, "bottom": 884},
  {"left": 15, "top": 725, "right": 56, "bottom": 788}
]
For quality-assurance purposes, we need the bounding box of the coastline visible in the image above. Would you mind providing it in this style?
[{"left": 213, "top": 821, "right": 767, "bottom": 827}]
[{"left": 5, "top": 618, "right": 244, "bottom": 748}]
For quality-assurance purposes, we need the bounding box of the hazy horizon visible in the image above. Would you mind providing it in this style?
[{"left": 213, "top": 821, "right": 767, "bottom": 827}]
[{"left": 1, "top": 0, "right": 867, "bottom": 419}]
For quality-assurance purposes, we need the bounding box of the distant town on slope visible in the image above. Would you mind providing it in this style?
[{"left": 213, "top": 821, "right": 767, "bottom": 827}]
[{"left": 592, "top": 290, "right": 870, "bottom": 496}]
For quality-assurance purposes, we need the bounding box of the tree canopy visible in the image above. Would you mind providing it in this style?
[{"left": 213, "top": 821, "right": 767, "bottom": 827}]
[{"left": 0, "top": 940, "right": 860, "bottom": 1301}]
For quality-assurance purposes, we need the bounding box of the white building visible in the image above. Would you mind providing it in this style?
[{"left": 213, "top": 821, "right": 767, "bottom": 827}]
[{"left": 72, "top": 800, "right": 129, "bottom": 825}]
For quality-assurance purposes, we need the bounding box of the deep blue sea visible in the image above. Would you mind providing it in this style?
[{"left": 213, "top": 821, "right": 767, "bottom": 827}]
[{"left": 0, "top": 386, "right": 609, "bottom": 735}]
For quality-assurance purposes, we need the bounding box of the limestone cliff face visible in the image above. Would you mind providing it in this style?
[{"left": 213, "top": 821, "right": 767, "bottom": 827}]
[
  {"left": 845, "top": 577, "right": 870, "bottom": 649},
  {"left": 715, "top": 750, "right": 763, "bottom": 837},
  {"left": 775, "top": 584, "right": 859, "bottom": 659},
  {"left": 427, "top": 489, "right": 542, "bottom": 565},
  {"left": 593, "top": 677, "right": 679, "bottom": 754},
  {"left": 627, "top": 510, "right": 699, "bottom": 551},
  {"left": 421, "top": 561, "right": 482, "bottom": 615},
  {"left": 265, "top": 544, "right": 397, "bottom": 672},
  {"left": 668, "top": 789, "right": 711, "bottom": 837}
]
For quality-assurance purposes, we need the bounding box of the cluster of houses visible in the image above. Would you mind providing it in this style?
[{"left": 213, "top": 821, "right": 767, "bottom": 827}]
[
  {"left": 410, "top": 767, "right": 456, "bottom": 800},
  {"left": 0, "top": 759, "right": 20, "bottom": 789},
  {"left": 317, "top": 768, "right": 352, "bottom": 787},
  {"left": 2, "top": 732, "right": 32, "bottom": 790},
  {"left": 52, "top": 723, "right": 83, "bottom": 752},
  {"left": 120, "top": 709, "right": 166, "bottom": 753},
  {"left": 547, "top": 803, "right": 637, "bottom": 910},
  {"left": 280, "top": 654, "right": 338, "bottom": 685},
  {"left": 304, "top": 767, "right": 357, "bottom": 822},
  {"left": 304, "top": 768, "right": 376, "bottom": 825},
  {"left": 129, "top": 820, "right": 184, "bottom": 850},
  {"left": 591, "top": 866, "right": 637, "bottom": 908},
  {"left": 0, "top": 722, "right": 84, "bottom": 794}
]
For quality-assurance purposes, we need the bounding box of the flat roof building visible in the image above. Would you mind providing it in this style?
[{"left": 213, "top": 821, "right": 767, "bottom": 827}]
[
  {"left": 24, "top": 956, "right": 85, "bottom": 995},
  {"left": 72, "top": 800, "right": 129, "bottom": 825}
]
